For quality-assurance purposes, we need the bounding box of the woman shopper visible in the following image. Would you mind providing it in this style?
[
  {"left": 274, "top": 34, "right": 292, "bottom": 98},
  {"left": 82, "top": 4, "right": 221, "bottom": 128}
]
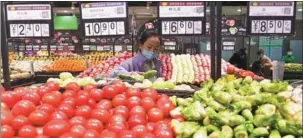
[{"left": 282, "top": 49, "right": 296, "bottom": 63}]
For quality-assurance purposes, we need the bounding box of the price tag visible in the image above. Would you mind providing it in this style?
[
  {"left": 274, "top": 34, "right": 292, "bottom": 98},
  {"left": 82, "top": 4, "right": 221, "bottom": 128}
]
[
  {"left": 25, "top": 24, "right": 34, "bottom": 36},
  {"left": 103, "top": 45, "right": 110, "bottom": 51},
  {"left": 83, "top": 45, "right": 90, "bottom": 51},
  {"left": 185, "top": 21, "right": 194, "bottom": 34},
  {"left": 41, "top": 45, "right": 48, "bottom": 50},
  {"left": 101, "top": 22, "right": 109, "bottom": 35},
  {"left": 248, "top": 2, "right": 295, "bottom": 35},
  {"left": 194, "top": 21, "right": 202, "bottom": 34},
  {"left": 126, "top": 45, "right": 132, "bottom": 51},
  {"left": 19, "top": 45, "right": 25, "bottom": 51},
  {"left": 17, "top": 24, "right": 26, "bottom": 37},
  {"left": 33, "top": 45, "right": 40, "bottom": 51},
  {"left": 116, "top": 21, "right": 125, "bottom": 35},
  {"left": 26, "top": 45, "right": 33, "bottom": 51},
  {"left": 97, "top": 46, "right": 103, "bottom": 51},
  {"left": 9, "top": 24, "right": 18, "bottom": 37},
  {"left": 108, "top": 22, "right": 117, "bottom": 35},
  {"left": 114, "top": 45, "right": 122, "bottom": 52},
  {"left": 50, "top": 45, "right": 56, "bottom": 51},
  {"left": 169, "top": 21, "right": 178, "bottom": 34},
  {"left": 68, "top": 46, "right": 75, "bottom": 51},
  {"left": 90, "top": 45, "right": 97, "bottom": 51},
  {"left": 161, "top": 21, "right": 169, "bottom": 34},
  {"left": 57, "top": 46, "right": 64, "bottom": 51},
  {"left": 178, "top": 21, "right": 186, "bottom": 34}
]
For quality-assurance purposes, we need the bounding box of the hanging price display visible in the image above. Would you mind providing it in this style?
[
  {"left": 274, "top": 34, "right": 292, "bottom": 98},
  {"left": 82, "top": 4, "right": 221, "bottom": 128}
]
[
  {"left": 247, "top": 1, "right": 296, "bottom": 35},
  {"left": 158, "top": 2, "right": 206, "bottom": 36},
  {"left": 80, "top": 2, "right": 128, "bottom": 37},
  {"left": 5, "top": 3, "right": 53, "bottom": 38}
]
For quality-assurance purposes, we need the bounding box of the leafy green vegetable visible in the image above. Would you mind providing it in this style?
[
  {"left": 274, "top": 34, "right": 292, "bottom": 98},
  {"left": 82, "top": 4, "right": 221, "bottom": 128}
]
[
  {"left": 241, "top": 109, "right": 254, "bottom": 121},
  {"left": 205, "top": 125, "right": 220, "bottom": 134},
  {"left": 261, "top": 81, "right": 288, "bottom": 93},
  {"left": 169, "top": 96, "right": 177, "bottom": 106},
  {"left": 250, "top": 127, "right": 269, "bottom": 137},
  {"left": 256, "top": 104, "right": 276, "bottom": 116},
  {"left": 253, "top": 114, "right": 279, "bottom": 127},
  {"left": 228, "top": 115, "right": 246, "bottom": 127},
  {"left": 275, "top": 119, "right": 302, "bottom": 136},
  {"left": 282, "top": 135, "right": 295, "bottom": 138},
  {"left": 213, "top": 91, "right": 232, "bottom": 104},
  {"left": 269, "top": 130, "right": 281, "bottom": 138},
  {"left": 181, "top": 101, "right": 206, "bottom": 121},
  {"left": 221, "top": 125, "right": 233, "bottom": 138},
  {"left": 193, "top": 127, "right": 207, "bottom": 138}
]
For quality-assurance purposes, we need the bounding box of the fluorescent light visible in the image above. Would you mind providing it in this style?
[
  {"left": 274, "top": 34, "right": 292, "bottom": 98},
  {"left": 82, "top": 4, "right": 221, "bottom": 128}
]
[
  {"left": 63, "top": 10, "right": 68, "bottom": 13},
  {"left": 237, "top": 9, "right": 242, "bottom": 12},
  {"left": 206, "top": 9, "right": 210, "bottom": 12},
  {"left": 298, "top": 8, "right": 302, "bottom": 12}
]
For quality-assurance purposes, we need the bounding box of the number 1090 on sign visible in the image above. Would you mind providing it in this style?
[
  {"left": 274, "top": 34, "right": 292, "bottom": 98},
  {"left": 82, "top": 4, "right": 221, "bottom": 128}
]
[{"left": 85, "top": 21, "right": 125, "bottom": 36}]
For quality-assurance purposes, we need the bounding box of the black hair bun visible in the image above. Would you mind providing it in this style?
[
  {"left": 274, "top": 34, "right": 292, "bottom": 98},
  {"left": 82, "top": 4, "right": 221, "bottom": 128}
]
[{"left": 136, "top": 19, "right": 159, "bottom": 43}]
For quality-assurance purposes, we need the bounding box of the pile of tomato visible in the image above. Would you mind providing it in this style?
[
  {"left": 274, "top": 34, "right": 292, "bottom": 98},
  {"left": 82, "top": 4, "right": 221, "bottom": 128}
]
[{"left": 1, "top": 80, "right": 178, "bottom": 138}]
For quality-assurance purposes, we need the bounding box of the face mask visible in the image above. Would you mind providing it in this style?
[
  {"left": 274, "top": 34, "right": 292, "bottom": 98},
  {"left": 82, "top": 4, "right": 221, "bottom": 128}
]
[
  {"left": 142, "top": 49, "right": 154, "bottom": 59},
  {"left": 287, "top": 52, "right": 292, "bottom": 55}
]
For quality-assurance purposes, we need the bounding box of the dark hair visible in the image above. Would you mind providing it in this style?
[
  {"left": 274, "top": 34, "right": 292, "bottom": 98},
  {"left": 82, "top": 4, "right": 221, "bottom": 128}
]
[
  {"left": 239, "top": 48, "right": 246, "bottom": 54},
  {"left": 257, "top": 49, "right": 264, "bottom": 55},
  {"left": 138, "top": 29, "right": 159, "bottom": 44}
]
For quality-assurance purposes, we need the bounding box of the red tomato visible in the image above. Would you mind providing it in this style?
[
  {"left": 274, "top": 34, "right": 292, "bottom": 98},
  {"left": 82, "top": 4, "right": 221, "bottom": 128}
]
[
  {"left": 75, "top": 105, "right": 92, "bottom": 119},
  {"left": 34, "top": 136, "right": 50, "bottom": 138},
  {"left": 91, "top": 109, "right": 110, "bottom": 123},
  {"left": 45, "top": 81, "right": 60, "bottom": 92},
  {"left": 52, "top": 91, "right": 62, "bottom": 100},
  {"left": 18, "top": 125, "right": 38, "bottom": 138},
  {"left": 147, "top": 108, "right": 164, "bottom": 123},
  {"left": 2, "top": 92, "right": 20, "bottom": 108},
  {"left": 102, "top": 85, "right": 118, "bottom": 100},
  {"left": 1, "top": 102, "right": 9, "bottom": 111},
  {"left": 12, "top": 100, "right": 36, "bottom": 117},
  {"left": 11, "top": 115, "right": 30, "bottom": 130},
  {"left": 107, "top": 122, "right": 128, "bottom": 133},
  {"left": 36, "top": 104, "right": 55, "bottom": 114},
  {"left": 112, "top": 94, "right": 127, "bottom": 107},
  {"left": 65, "top": 82, "right": 81, "bottom": 92},
  {"left": 113, "top": 106, "right": 129, "bottom": 119},
  {"left": 87, "top": 98, "right": 96, "bottom": 109},
  {"left": 128, "top": 114, "right": 147, "bottom": 128},
  {"left": 13, "top": 87, "right": 30, "bottom": 97},
  {"left": 89, "top": 89, "right": 103, "bottom": 102},
  {"left": 126, "top": 96, "right": 141, "bottom": 110},
  {"left": 118, "top": 130, "right": 136, "bottom": 138},
  {"left": 36, "top": 127, "right": 43, "bottom": 135},
  {"left": 125, "top": 88, "right": 141, "bottom": 98},
  {"left": 109, "top": 114, "right": 127, "bottom": 124},
  {"left": 41, "top": 93, "right": 61, "bottom": 108},
  {"left": 145, "top": 122, "right": 155, "bottom": 132},
  {"left": 83, "top": 84, "right": 97, "bottom": 92},
  {"left": 156, "top": 99, "right": 175, "bottom": 117},
  {"left": 77, "top": 90, "right": 90, "bottom": 96},
  {"left": 69, "top": 116, "right": 86, "bottom": 126},
  {"left": 85, "top": 119, "right": 103, "bottom": 132},
  {"left": 1, "top": 110, "right": 13, "bottom": 126},
  {"left": 37, "top": 86, "right": 51, "bottom": 97},
  {"left": 70, "top": 125, "right": 86, "bottom": 137},
  {"left": 61, "top": 97, "right": 76, "bottom": 108},
  {"left": 75, "top": 94, "right": 90, "bottom": 106},
  {"left": 58, "top": 132, "right": 78, "bottom": 138},
  {"left": 1, "top": 125, "right": 15, "bottom": 138},
  {"left": 22, "top": 92, "right": 41, "bottom": 105},
  {"left": 83, "top": 130, "right": 100, "bottom": 138},
  {"left": 158, "top": 94, "right": 169, "bottom": 101},
  {"left": 141, "top": 88, "right": 158, "bottom": 101},
  {"left": 132, "top": 125, "right": 147, "bottom": 137},
  {"left": 154, "top": 129, "right": 173, "bottom": 138},
  {"left": 141, "top": 133, "right": 156, "bottom": 138},
  {"left": 43, "top": 120, "right": 70, "bottom": 137},
  {"left": 96, "top": 99, "right": 112, "bottom": 110},
  {"left": 112, "top": 81, "right": 127, "bottom": 94},
  {"left": 154, "top": 121, "right": 170, "bottom": 131},
  {"left": 62, "top": 90, "right": 76, "bottom": 99},
  {"left": 100, "top": 130, "right": 117, "bottom": 138},
  {"left": 57, "top": 104, "right": 74, "bottom": 118},
  {"left": 28, "top": 110, "right": 50, "bottom": 126},
  {"left": 141, "top": 97, "right": 155, "bottom": 111},
  {"left": 50, "top": 111, "right": 68, "bottom": 121},
  {"left": 226, "top": 65, "right": 235, "bottom": 74},
  {"left": 129, "top": 106, "right": 146, "bottom": 117}
]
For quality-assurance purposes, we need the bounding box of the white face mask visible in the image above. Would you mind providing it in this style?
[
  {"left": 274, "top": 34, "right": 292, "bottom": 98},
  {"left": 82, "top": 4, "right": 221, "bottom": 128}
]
[{"left": 287, "top": 52, "right": 292, "bottom": 55}]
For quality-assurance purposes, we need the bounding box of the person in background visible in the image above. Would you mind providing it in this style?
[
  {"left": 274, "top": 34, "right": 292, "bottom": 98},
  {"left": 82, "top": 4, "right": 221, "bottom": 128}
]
[
  {"left": 228, "top": 48, "right": 248, "bottom": 70},
  {"left": 257, "top": 49, "right": 273, "bottom": 79},
  {"left": 282, "top": 49, "right": 295, "bottom": 63},
  {"left": 110, "top": 29, "right": 161, "bottom": 78}
]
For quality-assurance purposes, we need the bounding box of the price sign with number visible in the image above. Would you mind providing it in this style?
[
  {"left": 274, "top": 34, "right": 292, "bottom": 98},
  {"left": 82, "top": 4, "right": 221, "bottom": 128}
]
[
  {"left": 5, "top": 2, "right": 53, "bottom": 38},
  {"left": 158, "top": 2, "right": 206, "bottom": 36},
  {"left": 247, "top": 1, "right": 295, "bottom": 35},
  {"left": 80, "top": 2, "right": 128, "bottom": 37}
]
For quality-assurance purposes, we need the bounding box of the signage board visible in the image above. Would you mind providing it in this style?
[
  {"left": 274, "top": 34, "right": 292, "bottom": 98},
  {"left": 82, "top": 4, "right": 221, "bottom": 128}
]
[
  {"left": 80, "top": 2, "right": 128, "bottom": 37},
  {"left": 5, "top": 3, "right": 53, "bottom": 38},
  {"left": 157, "top": 2, "right": 206, "bottom": 36},
  {"left": 247, "top": 1, "right": 296, "bottom": 35}
]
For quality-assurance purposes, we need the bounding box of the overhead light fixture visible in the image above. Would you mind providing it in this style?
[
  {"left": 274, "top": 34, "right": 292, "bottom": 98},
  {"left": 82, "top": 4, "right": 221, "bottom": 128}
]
[
  {"left": 237, "top": 9, "right": 242, "bottom": 12},
  {"left": 206, "top": 9, "right": 210, "bottom": 12},
  {"left": 63, "top": 10, "right": 69, "bottom": 13},
  {"left": 298, "top": 8, "right": 302, "bottom": 12}
]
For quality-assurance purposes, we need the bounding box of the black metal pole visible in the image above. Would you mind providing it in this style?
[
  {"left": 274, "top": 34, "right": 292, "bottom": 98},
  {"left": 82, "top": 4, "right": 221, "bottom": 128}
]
[
  {"left": 210, "top": 2, "right": 216, "bottom": 80},
  {"left": 248, "top": 36, "right": 251, "bottom": 68},
  {"left": 216, "top": 2, "right": 222, "bottom": 79},
  {"left": 1, "top": 2, "right": 11, "bottom": 89}
]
